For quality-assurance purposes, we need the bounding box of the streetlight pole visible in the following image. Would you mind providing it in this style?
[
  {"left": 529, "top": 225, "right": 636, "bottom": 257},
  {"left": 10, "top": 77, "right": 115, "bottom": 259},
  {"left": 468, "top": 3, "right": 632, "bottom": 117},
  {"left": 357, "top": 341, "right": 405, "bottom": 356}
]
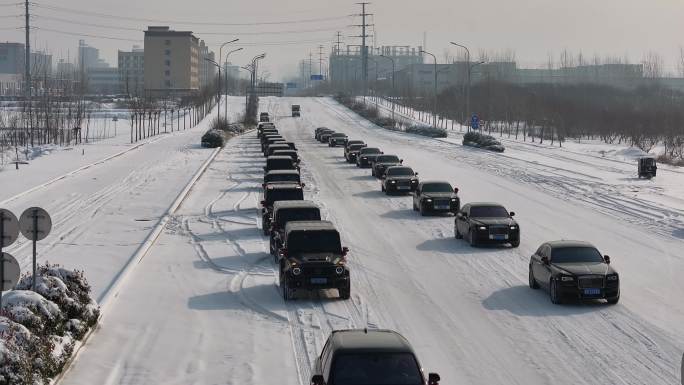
[
  {"left": 223, "top": 47, "right": 243, "bottom": 122},
  {"left": 379, "top": 54, "right": 396, "bottom": 121},
  {"left": 450, "top": 42, "right": 471, "bottom": 128},
  {"left": 205, "top": 58, "right": 221, "bottom": 122},
  {"left": 218, "top": 39, "right": 239, "bottom": 119},
  {"left": 420, "top": 50, "right": 438, "bottom": 129}
]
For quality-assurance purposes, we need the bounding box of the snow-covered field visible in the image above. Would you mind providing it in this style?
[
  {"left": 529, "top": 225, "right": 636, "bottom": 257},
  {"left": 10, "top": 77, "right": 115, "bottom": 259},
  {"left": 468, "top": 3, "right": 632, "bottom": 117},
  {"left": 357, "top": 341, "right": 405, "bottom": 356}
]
[{"left": 49, "top": 96, "right": 683, "bottom": 384}]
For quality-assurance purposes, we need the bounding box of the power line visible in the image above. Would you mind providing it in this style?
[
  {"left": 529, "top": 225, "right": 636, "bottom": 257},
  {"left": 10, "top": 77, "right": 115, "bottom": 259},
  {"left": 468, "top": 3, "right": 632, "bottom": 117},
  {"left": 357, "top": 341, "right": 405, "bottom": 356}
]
[
  {"left": 35, "top": 27, "right": 143, "bottom": 42},
  {"left": 32, "top": 3, "right": 351, "bottom": 26}
]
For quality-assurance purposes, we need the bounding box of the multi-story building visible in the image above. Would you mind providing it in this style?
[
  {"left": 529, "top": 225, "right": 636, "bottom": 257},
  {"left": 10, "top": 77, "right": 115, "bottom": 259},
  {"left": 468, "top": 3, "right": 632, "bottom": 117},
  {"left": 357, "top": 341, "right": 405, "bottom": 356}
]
[
  {"left": 86, "top": 67, "right": 120, "bottom": 95},
  {"left": 144, "top": 26, "right": 200, "bottom": 97},
  {"left": 198, "top": 40, "right": 216, "bottom": 90},
  {"left": 78, "top": 40, "right": 108, "bottom": 70},
  {"left": 0, "top": 42, "right": 25, "bottom": 74},
  {"left": 118, "top": 46, "right": 145, "bottom": 96}
]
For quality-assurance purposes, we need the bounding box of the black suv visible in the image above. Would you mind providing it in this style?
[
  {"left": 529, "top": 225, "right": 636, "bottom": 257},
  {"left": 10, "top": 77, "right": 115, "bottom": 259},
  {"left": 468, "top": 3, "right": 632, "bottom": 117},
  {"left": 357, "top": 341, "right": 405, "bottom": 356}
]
[
  {"left": 382, "top": 166, "right": 419, "bottom": 194},
  {"left": 260, "top": 183, "right": 304, "bottom": 235},
  {"left": 263, "top": 170, "right": 302, "bottom": 187},
  {"left": 314, "top": 127, "right": 330, "bottom": 140},
  {"left": 455, "top": 203, "right": 519, "bottom": 247},
  {"left": 264, "top": 155, "right": 298, "bottom": 173},
  {"left": 272, "top": 149, "right": 300, "bottom": 165},
  {"left": 345, "top": 143, "right": 367, "bottom": 163},
  {"left": 311, "top": 329, "right": 441, "bottom": 385},
  {"left": 278, "top": 221, "right": 350, "bottom": 300},
  {"left": 529, "top": 241, "right": 620, "bottom": 304},
  {"left": 328, "top": 133, "right": 349, "bottom": 147},
  {"left": 259, "top": 112, "right": 270, "bottom": 122},
  {"left": 269, "top": 200, "right": 321, "bottom": 258},
  {"left": 356, "top": 147, "right": 383, "bottom": 168},
  {"left": 265, "top": 143, "right": 290, "bottom": 157},
  {"left": 412, "top": 181, "right": 460, "bottom": 216},
  {"left": 371, "top": 155, "right": 403, "bottom": 178},
  {"left": 320, "top": 131, "right": 335, "bottom": 144}
]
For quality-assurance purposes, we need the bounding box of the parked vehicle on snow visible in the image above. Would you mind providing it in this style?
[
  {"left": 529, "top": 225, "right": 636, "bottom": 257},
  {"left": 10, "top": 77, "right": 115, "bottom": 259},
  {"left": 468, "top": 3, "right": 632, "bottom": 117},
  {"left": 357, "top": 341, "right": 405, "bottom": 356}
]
[
  {"left": 455, "top": 203, "right": 519, "bottom": 247},
  {"left": 315, "top": 128, "right": 333, "bottom": 141},
  {"left": 638, "top": 157, "right": 657, "bottom": 179},
  {"left": 371, "top": 155, "right": 403, "bottom": 178},
  {"left": 462, "top": 131, "right": 505, "bottom": 152},
  {"left": 345, "top": 143, "right": 367, "bottom": 163},
  {"left": 265, "top": 143, "right": 291, "bottom": 157},
  {"left": 278, "top": 221, "right": 350, "bottom": 300},
  {"left": 412, "top": 181, "right": 460, "bottom": 216},
  {"left": 269, "top": 201, "right": 321, "bottom": 257},
  {"left": 264, "top": 155, "right": 298, "bottom": 173},
  {"left": 257, "top": 122, "right": 276, "bottom": 137},
  {"left": 292, "top": 105, "right": 301, "bottom": 117},
  {"left": 356, "top": 147, "right": 383, "bottom": 168},
  {"left": 382, "top": 166, "right": 419, "bottom": 194},
  {"left": 272, "top": 149, "right": 300, "bottom": 164},
  {"left": 260, "top": 183, "right": 304, "bottom": 235},
  {"left": 263, "top": 170, "right": 302, "bottom": 186},
  {"left": 311, "top": 329, "right": 441, "bottom": 385},
  {"left": 262, "top": 136, "right": 285, "bottom": 152},
  {"left": 529, "top": 241, "right": 619, "bottom": 304},
  {"left": 259, "top": 112, "right": 270, "bottom": 122},
  {"left": 320, "top": 131, "right": 335, "bottom": 144}
]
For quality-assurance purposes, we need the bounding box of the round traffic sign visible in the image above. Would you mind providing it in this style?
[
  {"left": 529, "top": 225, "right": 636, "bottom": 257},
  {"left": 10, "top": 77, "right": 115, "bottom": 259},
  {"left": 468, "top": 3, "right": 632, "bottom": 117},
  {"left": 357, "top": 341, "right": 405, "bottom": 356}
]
[
  {"left": 19, "top": 207, "right": 52, "bottom": 242},
  {"left": 0, "top": 209, "right": 20, "bottom": 247},
  {"left": 0, "top": 252, "right": 20, "bottom": 291}
]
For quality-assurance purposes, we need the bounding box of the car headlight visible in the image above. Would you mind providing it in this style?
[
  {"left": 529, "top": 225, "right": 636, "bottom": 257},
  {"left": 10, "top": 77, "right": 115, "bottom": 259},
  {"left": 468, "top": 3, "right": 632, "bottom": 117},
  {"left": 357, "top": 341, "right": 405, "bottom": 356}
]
[
  {"left": 510, "top": 226, "right": 517, "bottom": 230},
  {"left": 607, "top": 275, "right": 619, "bottom": 281},
  {"left": 292, "top": 267, "right": 302, "bottom": 276},
  {"left": 560, "top": 276, "right": 574, "bottom": 282},
  {"left": 478, "top": 226, "right": 487, "bottom": 230},
  {"left": 390, "top": 180, "right": 396, "bottom": 183},
  {"left": 451, "top": 198, "right": 457, "bottom": 202},
  {"left": 411, "top": 179, "right": 418, "bottom": 183},
  {"left": 425, "top": 199, "right": 433, "bottom": 202},
  {"left": 335, "top": 266, "right": 344, "bottom": 275},
  {"left": 361, "top": 157, "right": 367, "bottom": 160}
]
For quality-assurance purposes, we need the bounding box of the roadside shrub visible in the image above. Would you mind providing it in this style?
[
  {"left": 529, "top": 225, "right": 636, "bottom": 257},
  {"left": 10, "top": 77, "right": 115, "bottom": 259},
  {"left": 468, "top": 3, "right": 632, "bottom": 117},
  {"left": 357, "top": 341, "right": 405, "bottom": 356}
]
[
  {"left": 201, "top": 129, "right": 225, "bottom": 148},
  {"left": 463, "top": 131, "right": 505, "bottom": 152},
  {"left": 405, "top": 125, "right": 447, "bottom": 138}
]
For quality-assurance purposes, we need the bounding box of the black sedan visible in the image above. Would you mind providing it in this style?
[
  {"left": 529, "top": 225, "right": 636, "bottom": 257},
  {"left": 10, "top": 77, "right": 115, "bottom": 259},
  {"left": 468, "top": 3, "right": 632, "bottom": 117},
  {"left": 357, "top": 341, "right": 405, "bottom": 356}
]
[
  {"left": 529, "top": 241, "right": 620, "bottom": 304},
  {"left": 412, "top": 181, "right": 460, "bottom": 216},
  {"left": 455, "top": 203, "right": 519, "bottom": 247},
  {"left": 356, "top": 147, "right": 383, "bottom": 168},
  {"left": 381, "top": 166, "right": 419, "bottom": 194}
]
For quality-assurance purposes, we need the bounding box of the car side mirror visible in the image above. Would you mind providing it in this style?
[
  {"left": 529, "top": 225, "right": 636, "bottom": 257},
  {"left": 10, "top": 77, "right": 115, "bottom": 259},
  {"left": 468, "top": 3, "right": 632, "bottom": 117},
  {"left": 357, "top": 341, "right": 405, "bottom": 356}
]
[
  {"left": 509, "top": 211, "right": 515, "bottom": 217},
  {"left": 541, "top": 256, "right": 550, "bottom": 265},
  {"left": 342, "top": 246, "right": 349, "bottom": 256},
  {"left": 279, "top": 248, "right": 288, "bottom": 258},
  {"left": 311, "top": 375, "right": 326, "bottom": 385},
  {"left": 414, "top": 172, "right": 419, "bottom": 176},
  {"left": 301, "top": 183, "right": 306, "bottom": 187},
  {"left": 428, "top": 373, "right": 440, "bottom": 385},
  {"left": 454, "top": 187, "right": 459, "bottom": 194},
  {"left": 400, "top": 159, "right": 404, "bottom": 164},
  {"left": 604, "top": 255, "right": 611, "bottom": 264},
  {"left": 456, "top": 212, "right": 463, "bottom": 219},
  {"left": 260, "top": 200, "right": 266, "bottom": 206},
  {"left": 262, "top": 183, "right": 266, "bottom": 189}
]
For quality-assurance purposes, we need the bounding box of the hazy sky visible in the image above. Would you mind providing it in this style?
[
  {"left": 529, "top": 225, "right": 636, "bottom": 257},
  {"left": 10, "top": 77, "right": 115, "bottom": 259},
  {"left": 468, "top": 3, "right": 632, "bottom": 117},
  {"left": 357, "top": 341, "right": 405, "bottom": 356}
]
[{"left": 3, "top": 0, "right": 683, "bottom": 79}]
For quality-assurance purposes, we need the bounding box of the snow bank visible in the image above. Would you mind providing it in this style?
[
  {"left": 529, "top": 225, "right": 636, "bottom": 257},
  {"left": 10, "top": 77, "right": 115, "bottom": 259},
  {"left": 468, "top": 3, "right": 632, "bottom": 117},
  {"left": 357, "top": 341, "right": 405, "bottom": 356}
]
[{"left": 0, "top": 263, "right": 99, "bottom": 384}]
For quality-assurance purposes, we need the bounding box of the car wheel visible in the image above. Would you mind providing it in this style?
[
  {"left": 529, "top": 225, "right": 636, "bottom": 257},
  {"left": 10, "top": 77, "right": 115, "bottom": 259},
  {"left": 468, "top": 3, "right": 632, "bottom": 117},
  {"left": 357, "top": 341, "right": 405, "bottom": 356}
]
[
  {"left": 607, "top": 290, "right": 620, "bottom": 305},
  {"left": 419, "top": 204, "right": 427, "bottom": 216},
  {"left": 550, "top": 279, "right": 562, "bottom": 304},
  {"left": 511, "top": 238, "right": 520, "bottom": 248},
  {"left": 381, "top": 184, "right": 385, "bottom": 192},
  {"left": 339, "top": 283, "right": 351, "bottom": 300},
  {"left": 281, "top": 278, "right": 289, "bottom": 301},
  {"left": 371, "top": 169, "right": 375, "bottom": 177},
  {"left": 412, "top": 201, "right": 418, "bottom": 211},
  {"left": 468, "top": 230, "right": 477, "bottom": 247},
  {"left": 529, "top": 268, "right": 539, "bottom": 289},
  {"left": 455, "top": 227, "right": 463, "bottom": 239}
]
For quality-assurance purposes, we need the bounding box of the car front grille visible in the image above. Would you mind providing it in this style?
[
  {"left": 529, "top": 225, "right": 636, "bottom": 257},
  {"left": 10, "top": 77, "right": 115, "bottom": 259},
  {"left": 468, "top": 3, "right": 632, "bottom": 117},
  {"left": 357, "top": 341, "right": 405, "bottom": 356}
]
[
  {"left": 578, "top": 275, "right": 605, "bottom": 289},
  {"left": 433, "top": 199, "right": 450, "bottom": 206},
  {"left": 489, "top": 225, "right": 509, "bottom": 235},
  {"left": 302, "top": 265, "right": 336, "bottom": 276},
  {"left": 395, "top": 180, "right": 411, "bottom": 187}
]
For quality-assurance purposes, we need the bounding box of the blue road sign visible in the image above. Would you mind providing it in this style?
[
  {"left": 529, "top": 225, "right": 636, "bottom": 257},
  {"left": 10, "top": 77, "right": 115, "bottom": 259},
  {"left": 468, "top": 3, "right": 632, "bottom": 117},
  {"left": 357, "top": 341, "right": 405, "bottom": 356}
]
[{"left": 471, "top": 114, "right": 480, "bottom": 130}]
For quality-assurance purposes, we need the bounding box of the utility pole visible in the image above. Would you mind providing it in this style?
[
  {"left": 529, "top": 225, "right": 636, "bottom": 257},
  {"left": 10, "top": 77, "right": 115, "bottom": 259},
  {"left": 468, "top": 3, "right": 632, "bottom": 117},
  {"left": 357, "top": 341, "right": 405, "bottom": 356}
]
[
  {"left": 24, "top": 0, "right": 31, "bottom": 143},
  {"left": 354, "top": 2, "right": 372, "bottom": 98},
  {"left": 318, "top": 45, "right": 324, "bottom": 77},
  {"left": 308, "top": 52, "right": 313, "bottom": 88}
]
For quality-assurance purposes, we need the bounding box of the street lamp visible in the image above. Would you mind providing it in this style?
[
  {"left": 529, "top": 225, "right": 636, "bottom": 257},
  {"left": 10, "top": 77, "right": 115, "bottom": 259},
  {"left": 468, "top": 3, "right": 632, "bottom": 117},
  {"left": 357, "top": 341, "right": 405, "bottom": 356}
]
[
  {"left": 223, "top": 47, "right": 243, "bottom": 121},
  {"left": 420, "top": 50, "right": 438, "bottom": 129},
  {"left": 379, "top": 54, "right": 396, "bottom": 121},
  {"left": 450, "top": 42, "right": 473, "bottom": 128},
  {"left": 205, "top": 58, "right": 222, "bottom": 121},
  {"left": 218, "top": 39, "right": 239, "bottom": 116}
]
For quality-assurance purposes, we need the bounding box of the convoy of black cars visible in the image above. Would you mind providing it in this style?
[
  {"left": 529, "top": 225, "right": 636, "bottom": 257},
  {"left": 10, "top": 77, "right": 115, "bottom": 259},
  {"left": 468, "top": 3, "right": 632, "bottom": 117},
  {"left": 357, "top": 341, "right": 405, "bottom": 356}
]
[{"left": 250, "top": 106, "right": 623, "bottom": 385}]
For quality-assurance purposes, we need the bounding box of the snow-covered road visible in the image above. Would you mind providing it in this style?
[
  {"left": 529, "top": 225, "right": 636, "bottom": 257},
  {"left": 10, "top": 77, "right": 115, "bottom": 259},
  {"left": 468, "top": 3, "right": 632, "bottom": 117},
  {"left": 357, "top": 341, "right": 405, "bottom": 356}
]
[{"left": 59, "top": 97, "right": 682, "bottom": 385}]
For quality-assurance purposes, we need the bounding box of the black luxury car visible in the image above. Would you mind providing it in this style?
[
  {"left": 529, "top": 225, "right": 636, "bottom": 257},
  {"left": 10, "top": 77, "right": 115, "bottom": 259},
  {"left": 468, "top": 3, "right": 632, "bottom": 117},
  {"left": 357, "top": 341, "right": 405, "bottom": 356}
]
[
  {"left": 260, "top": 183, "right": 304, "bottom": 235},
  {"left": 264, "top": 155, "right": 298, "bottom": 173},
  {"left": 412, "top": 181, "right": 460, "bottom": 216},
  {"left": 328, "top": 133, "right": 349, "bottom": 147},
  {"left": 455, "top": 203, "right": 520, "bottom": 247},
  {"left": 529, "top": 240, "right": 620, "bottom": 304},
  {"left": 381, "top": 166, "right": 419, "bottom": 194},
  {"left": 269, "top": 200, "right": 321, "bottom": 258},
  {"left": 371, "top": 154, "right": 403, "bottom": 178},
  {"left": 356, "top": 147, "right": 383, "bottom": 168},
  {"left": 263, "top": 170, "right": 302, "bottom": 187},
  {"left": 345, "top": 143, "right": 367, "bottom": 163},
  {"left": 278, "top": 221, "right": 350, "bottom": 300},
  {"left": 311, "top": 329, "right": 441, "bottom": 385}
]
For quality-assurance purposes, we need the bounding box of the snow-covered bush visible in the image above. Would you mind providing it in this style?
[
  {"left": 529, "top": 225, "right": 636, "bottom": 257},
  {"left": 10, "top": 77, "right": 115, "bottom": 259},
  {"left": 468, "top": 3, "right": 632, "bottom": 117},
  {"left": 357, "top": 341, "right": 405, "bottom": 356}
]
[
  {"left": 405, "top": 124, "right": 447, "bottom": 138},
  {"left": 201, "top": 129, "right": 225, "bottom": 148},
  {"left": 463, "top": 131, "right": 505, "bottom": 152},
  {"left": 0, "top": 263, "right": 98, "bottom": 384}
]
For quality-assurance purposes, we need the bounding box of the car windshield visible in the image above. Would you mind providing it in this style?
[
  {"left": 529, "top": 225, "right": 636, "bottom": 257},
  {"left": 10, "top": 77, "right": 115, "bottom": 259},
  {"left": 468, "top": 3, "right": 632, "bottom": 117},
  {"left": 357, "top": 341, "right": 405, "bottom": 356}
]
[
  {"left": 387, "top": 167, "right": 414, "bottom": 176},
  {"left": 376, "top": 155, "right": 399, "bottom": 163},
  {"left": 331, "top": 353, "right": 423, "bottom": 385},
  {"left": 266, "top": 189, "right": 304, "bottom": 205},
  {"left": 288, "top": 231, "right": 341, "bottom": 253},
  {"left": 266, "top": 174, "right": 300, "bottom": 183},
  {"left": 276, "top": 209, "right": 321, "bottom": 227},
  {"left": 470, "top": 206, "right": 509, "bottom": 218},
  {"left": 361, "top": 148, "right": 381, "bottom": 155},
  {"left": 421, "top": 183, "right": 453, "bottom": 193},
  {"left": 551, "top": 247, "right": 605, "bottom": 263},
  {"left": 332, "top": 133, "right": 347, "bottom": 137},
  {"left": 349, "top": 145, "right": 365, "bottom": 151}
]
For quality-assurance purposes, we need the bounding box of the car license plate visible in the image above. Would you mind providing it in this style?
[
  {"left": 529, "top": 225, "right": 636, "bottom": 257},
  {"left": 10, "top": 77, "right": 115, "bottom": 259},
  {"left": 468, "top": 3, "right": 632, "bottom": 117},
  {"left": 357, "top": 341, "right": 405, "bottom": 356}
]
[
  {"left": 583, "top": 288, "right": 601, "bottom": 296},
  {"left": 311, "top": 278, "right": 327, "bottom": 285},
  {"left": 398, "top": 186, "right": 410, "bottom": 190},
  {"left": 434, "top": 205, "right": 449, "bottom": 210},
  {"left": 491, "top": 234, "right": 507, "bottom": 240}
]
